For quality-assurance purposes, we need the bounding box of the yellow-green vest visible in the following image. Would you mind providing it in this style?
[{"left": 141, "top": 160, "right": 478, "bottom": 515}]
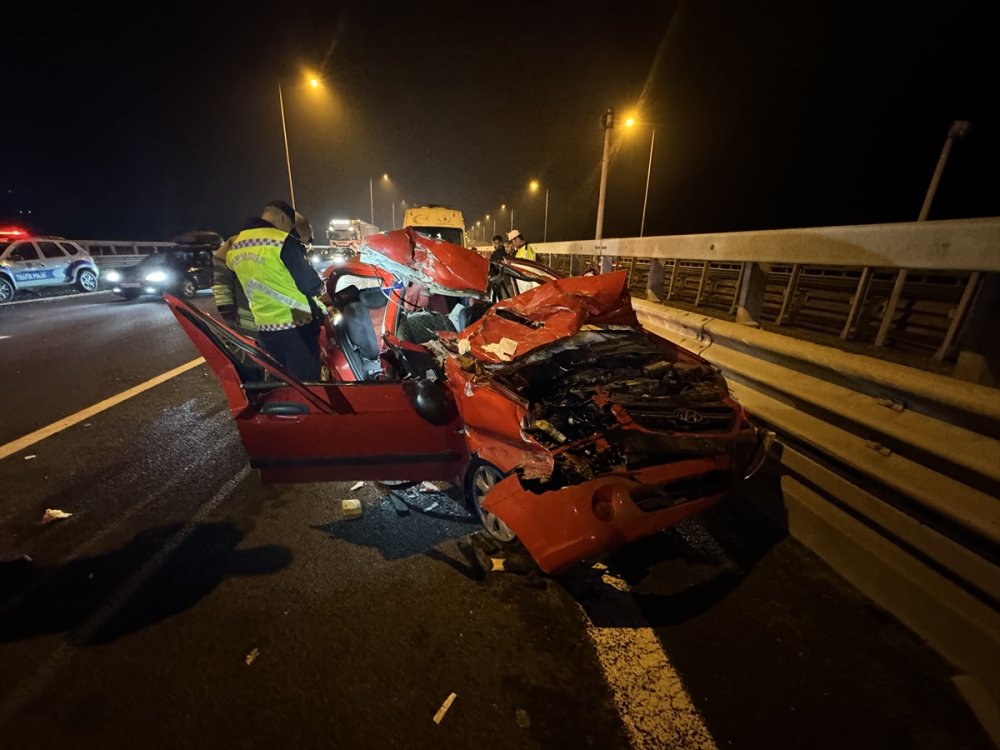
[{"left": 227, "top": 226, "right": 313, "bottom": 329}]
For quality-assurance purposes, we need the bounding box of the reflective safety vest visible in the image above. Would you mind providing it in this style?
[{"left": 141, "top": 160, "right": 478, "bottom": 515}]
[
  {"left": 226, "top": 226, "right": 314, "bottom": 330},
  {"left": 515, "top": 243, "right": 537, "bottom": 262}
]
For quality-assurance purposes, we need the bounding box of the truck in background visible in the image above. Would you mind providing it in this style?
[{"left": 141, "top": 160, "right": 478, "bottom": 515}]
[
  {"left": 313, "top": 218, "right": 381, "bottom": 271},
  {"left": 402, "top": 205, "right": 466, "bottom": 247}
]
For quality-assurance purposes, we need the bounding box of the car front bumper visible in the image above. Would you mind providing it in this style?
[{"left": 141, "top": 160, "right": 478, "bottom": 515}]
[{"left": 481, "top": 454, "right": 737, "bottom": 574}]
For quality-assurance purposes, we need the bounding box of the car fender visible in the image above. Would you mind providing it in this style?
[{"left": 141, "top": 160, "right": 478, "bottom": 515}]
[{"left": 66, "top": 259, "right": 97, "bottom": 282}]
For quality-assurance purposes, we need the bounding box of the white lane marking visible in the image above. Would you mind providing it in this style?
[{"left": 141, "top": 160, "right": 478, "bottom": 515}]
[
  {"left": 0, "top": 466, "right": 251, "bottom": 727},
  {"left": 583, "top": 568, "right": 717, "bottom": 750},
  {"left": 0, "top": 358, "right": 205, "bottom": 460}
]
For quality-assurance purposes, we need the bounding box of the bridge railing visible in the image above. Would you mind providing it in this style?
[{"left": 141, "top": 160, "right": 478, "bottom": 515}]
[{"left": 523, "top": 218, "right": 1000, "bottom": 381}]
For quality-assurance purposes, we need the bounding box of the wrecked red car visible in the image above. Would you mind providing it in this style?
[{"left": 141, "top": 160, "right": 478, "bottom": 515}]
[{"left": 167, "top": 229, "right": 772, "bottom": 574}]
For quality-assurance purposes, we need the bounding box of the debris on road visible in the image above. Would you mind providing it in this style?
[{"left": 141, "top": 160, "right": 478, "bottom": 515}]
[
  {"left": 42, "top": 509, "right": 72, "bottom": 523},
  {"left": 433, "top": 692, "right": 457, "bottom": 724},
  {"left": 24, "top": 454, "right": 36, "bottom": 460},
  {"left": 350, "top": 481, "right": 365, "bottom": 491},
  {"left": 342, "top": 499, "right": 363, "bottom": 518},
  {"left": 419, "top": 481, "right": 444, "bottom": 492},
  {"left": 245, "top": 647, "right": 260, "bottom": 666},
  {"left": 515, "top": 708, "right": 531, "bottom": 729}
]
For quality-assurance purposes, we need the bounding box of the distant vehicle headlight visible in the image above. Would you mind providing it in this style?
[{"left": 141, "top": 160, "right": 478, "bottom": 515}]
[
  {"left": 105, "top": 270, "right": 121, "bottom": 282},
  {"left": 145, "top": 270, "right": 170, "bottom": 282},
  {"left": 311, "top": 254, "right": 320, "bottom": 264}
]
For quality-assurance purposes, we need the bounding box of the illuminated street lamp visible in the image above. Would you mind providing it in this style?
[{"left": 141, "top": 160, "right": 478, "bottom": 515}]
[
  {"left": 278, "top": 71, "right": 323, "bottom": 208},
  {"left": 625, "top": 113, "right": 656, "bottom": 237},
  {"left": 529, "top": 180, "right": 550, "bottom": 242},
  {"left": 369, "top": 173, "right": 389, "bottom": 226}
]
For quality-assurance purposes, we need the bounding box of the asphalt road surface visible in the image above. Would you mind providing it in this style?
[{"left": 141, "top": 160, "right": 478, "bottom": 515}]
[{"left": 0, "top": 291, "right": 992, "bottom": 749}]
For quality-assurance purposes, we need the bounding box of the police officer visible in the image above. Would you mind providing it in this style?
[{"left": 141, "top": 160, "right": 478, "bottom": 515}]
[
  {"left": 507, "top": 229, "right": 537, "bottom": 261},
  {"left": 226, "top": 200, "right": 325, "bottom": 381}
]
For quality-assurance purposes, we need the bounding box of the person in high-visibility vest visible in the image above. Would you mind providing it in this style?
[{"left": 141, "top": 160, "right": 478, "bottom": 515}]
[
  {"left": 226, "top": 200, "right": 325, "bottom": 381},
  {"left": 507, "top": 229, "right": 536, "bottom": 261}
]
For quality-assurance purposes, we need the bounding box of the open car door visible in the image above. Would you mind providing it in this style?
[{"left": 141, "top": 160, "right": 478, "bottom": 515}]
[{"left": 165, "top": 295, "right": 468, "bottom": 484}]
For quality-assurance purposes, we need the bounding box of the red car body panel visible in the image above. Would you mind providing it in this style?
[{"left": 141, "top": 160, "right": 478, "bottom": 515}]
[
  {"left": 460, "top": 272, "right": 639, "bottom": 363},
  {"left": 360, "top": 229, "right": 489, "bottom": 297},
  {"left": 481, "top": 456, "right": 732, "bottom": 573},
  {"left": 168, "top": 296, "right": 467, "bottom": 484}
]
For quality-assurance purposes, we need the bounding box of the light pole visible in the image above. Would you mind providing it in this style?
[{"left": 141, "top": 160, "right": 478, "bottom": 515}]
[
  {"left": 595, "top": 108, "right": 614, "bottom": 259},
  {"left": 278, "top": 73, "right": 322, "bottom": 208},
  {"left": 919, "top": 120, "right": 971, "bottom": 221},
  {"left": 626, "top": 114, "right": 657, "bottom": 237},
  {"left": 278, "top": 82, "right": 295, "bottom": 207},
  {"left": 529, "top": 180, "right": 550, "bottom": 242},
  {"left": 369, "top": 173, "right": 389, "bottom": 226}
]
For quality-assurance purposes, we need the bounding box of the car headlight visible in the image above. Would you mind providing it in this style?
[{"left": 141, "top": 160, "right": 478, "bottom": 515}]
[
  {"left": 144, "top": 270, "right": 169, "bottom": 282},
  {"left": 311, "top": 254, "right": 320, "bottom": 264},
  {"left": 105, "top": 270, "right": 121, "bottom": 282}
]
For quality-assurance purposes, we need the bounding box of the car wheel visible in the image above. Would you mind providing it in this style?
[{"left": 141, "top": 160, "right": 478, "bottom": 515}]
[
  {"left": 0, "top": 277, "right": 13, "bottom": 303},
  {"left": 179, "top": 278, "right": 197, "bottom": 298},
  {"left": 121, "top": 289, "right": 141, "bottom": 300},
  {"left": 464, "top": 458, "right": 517, "bottom": 543},
  {"left": 76, "top": 269, "right": 98, "bottom": 292}
]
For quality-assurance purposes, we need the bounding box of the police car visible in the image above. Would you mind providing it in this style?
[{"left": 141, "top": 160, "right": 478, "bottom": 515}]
[{"left": 0, "top": 227, "right": 100, "bottom": 303}]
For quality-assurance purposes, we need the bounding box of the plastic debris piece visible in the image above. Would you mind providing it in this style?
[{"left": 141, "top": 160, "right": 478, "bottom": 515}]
[
  {"left": 342, "top": 499, "right": 362, "bottom": 518},
  {"left": 424, "top": 501, "right": 440, "bottom": 512},
  {"left": 491, "top": 557, "right": 506, "bottom": 572},
  {"left": 245, "top": 647, "right": 259, "bottom": 666},
  {"left": 24, "top": 455, "right": 37, "bottom": 460},
  {"left": 42, "top": 509, "right": 72, "bottom": 523},
  {"left": 419, "top": 481, "right": 443, "bottom": 493},
  {"left": 433, "top": 692, "right": 457, "bottom": 724},
  {"left": 457, "top": 338, "right": 471, "bottom": 355},
  {"left": 515, "top": 708, "right": 531, "bottom": 729},
  {"left": 350, "top": 481, "right": 364, "bottom": 491}
]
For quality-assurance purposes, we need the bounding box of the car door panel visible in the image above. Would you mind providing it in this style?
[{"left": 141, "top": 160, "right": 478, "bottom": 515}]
[{"left": 166, "top": 294, "right": 468, "bottom": 483}]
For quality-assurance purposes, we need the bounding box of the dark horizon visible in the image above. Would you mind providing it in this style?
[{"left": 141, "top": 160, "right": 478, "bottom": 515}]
[{"left": 3, "top": 0, "right": 997, "bottom": 243}]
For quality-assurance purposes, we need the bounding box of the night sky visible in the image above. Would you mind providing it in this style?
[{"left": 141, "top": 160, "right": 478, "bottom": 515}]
[{"left": 3, "top": 0, "right": 997, "bottom": 243}]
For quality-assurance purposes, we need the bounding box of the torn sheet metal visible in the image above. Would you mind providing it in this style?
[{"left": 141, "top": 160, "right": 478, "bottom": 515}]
[
  {"left": 359, "top": 228, "right": 489, "bottom": 298},
  {"left": 459, "top": 271, "right": 639, "bottom": 364}
]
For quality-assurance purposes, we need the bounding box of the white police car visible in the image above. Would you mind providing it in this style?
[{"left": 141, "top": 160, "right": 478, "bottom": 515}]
[{"left": 0, "top": 228, "right": 100, "bottom": 303}]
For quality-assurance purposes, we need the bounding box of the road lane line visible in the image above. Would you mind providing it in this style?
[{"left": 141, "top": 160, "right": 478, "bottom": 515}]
[
  {"left": 0, "top": 466, "right": 250, "bottom": 728},
  {"left": 582, "top": 568, "right": 717, "bottom": 750},
  {"left": 0, "top": 290, "right": 113, "bottom": 306},
  {"left": 0, "top": 357, "right": 205, "bottom": 460}
]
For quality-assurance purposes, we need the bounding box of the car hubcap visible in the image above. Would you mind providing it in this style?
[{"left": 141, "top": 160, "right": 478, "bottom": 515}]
[
  {"left": 0, "top": 281, "right": 11, "bottom": 301},
  {"left": 81, "top": 272, "right": 97, "bottom": 291},
  {"left": 473, "top": 465, "right": 516, "bottom": 542}
]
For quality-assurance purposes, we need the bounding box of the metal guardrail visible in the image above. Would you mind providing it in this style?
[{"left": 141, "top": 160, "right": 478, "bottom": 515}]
[
  {"left": 634, "top": 300, "right": 1000, "bottom": 707},
  {"left": 519, "top": 218, "right": 1000, "bottom": 380}
]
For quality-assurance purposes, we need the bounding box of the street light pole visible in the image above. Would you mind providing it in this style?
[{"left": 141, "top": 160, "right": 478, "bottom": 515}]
[
  {"left": 595, "top": 107, "right": 615, "bottom": 253},
  {"left": 369, "top": 178, "right": 374, "bottom": 225},
  {"left": 640, "top": 129, "right": 656, "bottom": 237},
  {"left": 278, "top": 82, "right": 296, "bottom": 207},
  {"left": 543, "top": 188, "right": 549, "bottom": 242},
  {"left": 919, "top": 119, "right": 971, "bottom": 221}
]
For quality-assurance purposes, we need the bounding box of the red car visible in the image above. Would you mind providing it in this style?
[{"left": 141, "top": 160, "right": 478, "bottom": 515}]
[{"left": 167, "top": 229, "right": 772, "bottom": 574}]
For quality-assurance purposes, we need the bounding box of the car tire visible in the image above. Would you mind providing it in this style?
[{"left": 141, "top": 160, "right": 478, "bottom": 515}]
[
  {"left": 121, "top": 289, "right": 141, "bottom": 300},
  {"left": 0, "top": 277, "right": 13, "bottom": 303},
  {"left": 179, "top": 278, "right": 197, "bottom": 298},
  {"left": 464, "top": 458, "right": 517, "bottom": 543},
  {"left": 76, "top": 268, "right": 98, "bottom": 292}
]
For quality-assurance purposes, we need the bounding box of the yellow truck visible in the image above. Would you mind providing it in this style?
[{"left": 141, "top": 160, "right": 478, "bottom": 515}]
[{"left": 402, "top": 205, "right": 466, "bottom": 246}]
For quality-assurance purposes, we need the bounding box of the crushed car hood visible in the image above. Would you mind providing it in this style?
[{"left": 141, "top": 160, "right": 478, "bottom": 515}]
[
  {"left": 458, "top": 271, "right": 639, "bottom": 363},
  {"left": 359, "top": 228, "right": 489, "bottom": 298}
]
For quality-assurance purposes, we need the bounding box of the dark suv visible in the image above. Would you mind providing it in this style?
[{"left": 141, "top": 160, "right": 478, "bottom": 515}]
[{"left": 105, "top": 247, "right": 213, "bottom": 300}]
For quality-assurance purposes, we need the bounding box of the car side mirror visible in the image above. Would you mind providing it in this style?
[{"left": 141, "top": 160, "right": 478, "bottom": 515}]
[{"left": 410, "top": 379, "right": 455, "bottom": 426}]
